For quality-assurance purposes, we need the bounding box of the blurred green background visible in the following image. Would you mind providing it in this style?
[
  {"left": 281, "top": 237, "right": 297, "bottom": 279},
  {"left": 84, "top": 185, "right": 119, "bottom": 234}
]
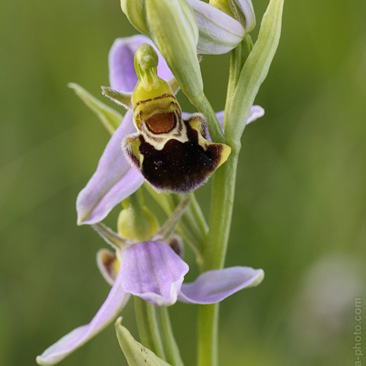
[{"left": 1, "top": 0, "right": 365, "bottom": 365}]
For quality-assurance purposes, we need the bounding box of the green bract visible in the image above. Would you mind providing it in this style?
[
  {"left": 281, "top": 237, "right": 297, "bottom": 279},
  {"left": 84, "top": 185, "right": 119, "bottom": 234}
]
[
  {"left": 120, "top": 0, "right": 259, "bottom": 141},
  {"left": 225, "top": 0, "right": 284, "bottom": 147},
  {"left": 146, "top": 0, "right": 203, "bottom": 104},
  {"left": 121, "top": 0, "right": 203, "bottom": 105},
  {"left": 115, "top": 318, "right": 172, "bottom": 366}
]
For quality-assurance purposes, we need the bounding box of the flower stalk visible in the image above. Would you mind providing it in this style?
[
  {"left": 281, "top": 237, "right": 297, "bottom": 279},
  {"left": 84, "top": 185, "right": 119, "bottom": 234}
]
[
  {"left": 198, "top": 0, "right": 284, "bottom": 364},
  {"left": 159, "top": 307, "right": 185, "bottom": 366},
  {"left": 134, "top": 297, "right": 166, "bottom": 360},
  {"left": 198, "top": 151, "right": 239, "bottom": 366}
]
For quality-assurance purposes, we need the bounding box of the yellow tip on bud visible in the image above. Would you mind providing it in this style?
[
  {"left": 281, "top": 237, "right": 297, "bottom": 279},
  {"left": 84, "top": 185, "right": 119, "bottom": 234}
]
[{"left": 209, "top": 0, "right": 235, "bottom": 18}]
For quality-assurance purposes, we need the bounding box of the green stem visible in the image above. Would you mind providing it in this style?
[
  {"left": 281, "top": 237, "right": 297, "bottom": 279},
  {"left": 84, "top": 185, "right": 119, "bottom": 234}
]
[
  {"left": 145, "top": 303, "right": 166, "bottom": 360},
  {"left": 134, "top": 297, "right": 153, "bottom": 350},
  {"left": 198, "top": 304, "right": 219, "bottom": 366},
  {"left": 197, "top": 32, "right": 255, "bottom": 365},
  {"left": 202, "top": 152, "right": 239, "bottom": 271},
  {"left": 159, "top": 307, "right": 185, "bottom": 366},
  {"left": 134, "top": 297, "right": 166, "bottom": 360},
  {"left": 197, "top": 152, "right": 239, "bottom": 366}
]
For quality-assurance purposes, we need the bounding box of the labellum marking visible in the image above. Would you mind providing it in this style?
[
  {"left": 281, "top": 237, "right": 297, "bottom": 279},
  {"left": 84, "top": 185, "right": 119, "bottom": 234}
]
[
  {"left": 146, "top": 112, "right": 176, "bottom": 134},
  {"left": 124, "top": 92, "right": 230, "bottom": 193}
]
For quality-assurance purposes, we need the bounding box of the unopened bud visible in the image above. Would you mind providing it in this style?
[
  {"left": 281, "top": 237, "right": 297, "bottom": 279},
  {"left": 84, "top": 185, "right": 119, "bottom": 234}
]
[
  {"left": 210, "top": 0, "right": 256, "bottom": 32},
  {"left": 118, "top": 201, "right": 160, "bottom": 242},
  {"left": 120, "top": 0, "right": 148, "bottom": 34}
]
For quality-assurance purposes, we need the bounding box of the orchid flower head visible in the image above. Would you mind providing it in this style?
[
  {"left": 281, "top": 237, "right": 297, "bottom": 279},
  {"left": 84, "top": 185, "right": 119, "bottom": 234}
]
[{"left": 76, "top": 35, "right": 264, "bottom": 225}]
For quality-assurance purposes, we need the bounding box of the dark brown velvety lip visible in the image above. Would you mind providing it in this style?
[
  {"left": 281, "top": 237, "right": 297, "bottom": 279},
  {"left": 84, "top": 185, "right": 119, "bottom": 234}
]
[{"left": 138, "top": 119, "right": 223, "bottom": 193}]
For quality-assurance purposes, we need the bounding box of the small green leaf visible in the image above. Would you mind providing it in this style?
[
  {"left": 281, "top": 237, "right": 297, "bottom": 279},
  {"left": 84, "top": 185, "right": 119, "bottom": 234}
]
[
  {"left": 115, "top": 317, "right": 172, "bottom": 366},
  {"left": 68, "top": 83, "right": 122, "bottom": 135},
  {"left": 145, "top": 0, "right": 204, "bottom": 106}
]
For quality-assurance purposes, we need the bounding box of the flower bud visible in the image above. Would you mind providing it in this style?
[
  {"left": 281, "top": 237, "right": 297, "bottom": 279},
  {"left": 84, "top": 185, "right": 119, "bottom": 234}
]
[
  {"left": 210, "top": 0, "right": 256, "bottom": 32},
  {"left": 120, "top": 0, "right": 148, "bottom": 34},
  {"left": 118, "top": 204, "right": 160, "bottom": 242}
]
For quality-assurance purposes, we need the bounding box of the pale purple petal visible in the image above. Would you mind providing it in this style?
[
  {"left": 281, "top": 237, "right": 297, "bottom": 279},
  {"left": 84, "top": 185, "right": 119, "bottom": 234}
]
[
  {"left": 215, "top": 105, "right": 264, "bottom": 130},
  {"left": 215, "top": 111, "right": 225, "bottom": 131},
  {"left": 109, "top": 35, "right": 173, "bottom": 93},
  {"left": 178, "top": 266, "right": 264, "bottom": 304},
  {"left": 187, "top": 0, "right": 244, "bottom": 55},
  {"left": 36, "top": 269, "right": 129, "bottom": 365},
  {"left": 77, "top": 111, "right": 144, "bottom": 225},
  {"left": 246, "top": 105, "right": 265, "bottom": 124},
  {"left": 121, "top": 241, "right": 189, "bottom": 306},
  {"left": 181, "top": 112, "right": 193, "bottom": 120}
]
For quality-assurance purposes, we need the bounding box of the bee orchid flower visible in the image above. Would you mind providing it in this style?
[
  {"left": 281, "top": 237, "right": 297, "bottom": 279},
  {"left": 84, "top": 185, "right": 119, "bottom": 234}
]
[{"left": 76, "top": 35, "right": 264, "bottom": 225}]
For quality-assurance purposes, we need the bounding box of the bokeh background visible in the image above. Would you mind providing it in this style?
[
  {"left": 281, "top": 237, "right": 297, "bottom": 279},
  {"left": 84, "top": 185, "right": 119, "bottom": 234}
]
[{"left": 1, "top": 0, "right": 365, "bottom": 365}]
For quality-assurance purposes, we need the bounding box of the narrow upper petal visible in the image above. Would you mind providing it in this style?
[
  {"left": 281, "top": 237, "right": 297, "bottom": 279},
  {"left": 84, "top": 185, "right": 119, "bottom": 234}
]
[
  {"left": 187, "top": 0, "right": 245, "bottom": 55},
  {"left": 178, "top": 266, "right": 264, "bottom": 304},
  {"left": 215, "top": 105, "right": 265, "bottom": 130},
  {"left": 76, "top": 111, "right": 144, "bottom": 225},
  {"left": 246, "top": 105, "right": 265, "bottom": 124},
  {"left": 121, "top": 241, "right": 189, "bottom": 306},
  {"left": 36, "top": 269, "right": 129, "bottom": 365},
  {"left": 109, "top": 35, "right": 173, "bottom": 93}
]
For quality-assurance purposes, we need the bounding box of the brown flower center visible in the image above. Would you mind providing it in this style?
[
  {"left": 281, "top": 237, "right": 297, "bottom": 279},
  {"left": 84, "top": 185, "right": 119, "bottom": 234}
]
[{"left": 145, "top": 112, "right": 176, "bottom": 134}]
